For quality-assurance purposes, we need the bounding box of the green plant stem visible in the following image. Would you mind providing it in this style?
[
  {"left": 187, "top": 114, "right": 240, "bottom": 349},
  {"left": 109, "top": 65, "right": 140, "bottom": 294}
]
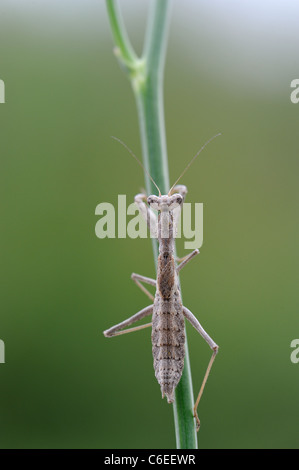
[
  {"left": 106, "top": 0, "right": 137, "bottom": 66},
  {"left": 106, "top": 0, "right": 198, "bottom": 449}
]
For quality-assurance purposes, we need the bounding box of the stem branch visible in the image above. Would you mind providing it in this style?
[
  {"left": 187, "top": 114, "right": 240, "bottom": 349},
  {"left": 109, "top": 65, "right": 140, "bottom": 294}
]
[{"left": 106, "top": 0, "right": 198, "bottom": 449}]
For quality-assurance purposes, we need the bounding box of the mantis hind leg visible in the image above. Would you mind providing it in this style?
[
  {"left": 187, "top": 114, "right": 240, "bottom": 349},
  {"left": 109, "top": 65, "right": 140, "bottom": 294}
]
[{"left": 183, "top": 306, "right": 219, "bottom": 431}]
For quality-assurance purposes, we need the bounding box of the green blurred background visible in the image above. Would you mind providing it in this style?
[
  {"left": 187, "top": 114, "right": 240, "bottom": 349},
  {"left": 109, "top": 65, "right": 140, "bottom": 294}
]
[{"left": 0, "top": 0, "right": 298, "bottom": 449}]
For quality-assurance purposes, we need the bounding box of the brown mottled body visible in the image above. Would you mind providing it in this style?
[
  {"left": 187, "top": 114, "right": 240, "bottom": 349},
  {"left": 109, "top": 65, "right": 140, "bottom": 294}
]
[{"left": 152, "top": 210, "right": 185, "bottom": 403}]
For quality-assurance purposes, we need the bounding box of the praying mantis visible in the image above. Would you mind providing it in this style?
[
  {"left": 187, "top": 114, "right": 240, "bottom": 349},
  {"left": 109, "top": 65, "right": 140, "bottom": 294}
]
[{"left": 103, "top": 135, "right": 220, "bottom": 430}]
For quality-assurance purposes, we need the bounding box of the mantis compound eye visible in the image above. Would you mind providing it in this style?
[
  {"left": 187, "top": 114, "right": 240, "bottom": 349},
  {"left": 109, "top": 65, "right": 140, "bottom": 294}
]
[
  {"left": 167, "top": 194, "right": 183, "bottom": 210},
  {"left": 147, "top": 195, "right": 161, "bottom": 211}
]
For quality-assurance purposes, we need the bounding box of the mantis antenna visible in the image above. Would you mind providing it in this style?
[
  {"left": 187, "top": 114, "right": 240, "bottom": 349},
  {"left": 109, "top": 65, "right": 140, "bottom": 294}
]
[
  {"left": 168, "top": 133, "right": 221, "bottom": 196},
  {"left": 111, "top": 136, "right": 161, "bottom": 196}
]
